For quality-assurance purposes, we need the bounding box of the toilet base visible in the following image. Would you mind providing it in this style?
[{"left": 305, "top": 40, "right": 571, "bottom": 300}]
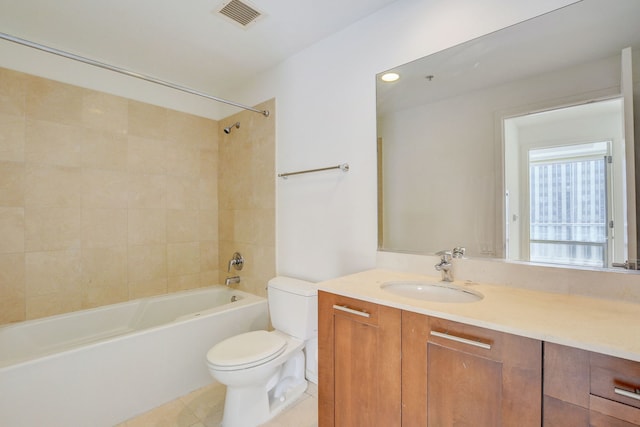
[
  {"left": 221, "top": 380, "right": 307, "bottom": 427},
  {"left": 267, "top": 378, "right": 307, "bottom": 421},
  {"left": 220, "top": 349, "right": 308, "bottom": 427}
]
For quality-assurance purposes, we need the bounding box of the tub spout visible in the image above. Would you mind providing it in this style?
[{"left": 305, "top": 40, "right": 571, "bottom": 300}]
[{"left": 225, "top": 276, "right": 240, "bottom": 286}]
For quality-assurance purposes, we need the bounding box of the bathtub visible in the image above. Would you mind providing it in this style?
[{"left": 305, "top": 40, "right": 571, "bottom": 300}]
[{"left": 0, "top": 285, "right": 269, "bottom": 427}]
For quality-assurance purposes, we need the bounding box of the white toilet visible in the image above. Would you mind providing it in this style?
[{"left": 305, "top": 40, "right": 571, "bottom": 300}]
[{"left": 206, "top": 276, "right": 317, "bottom": 427}]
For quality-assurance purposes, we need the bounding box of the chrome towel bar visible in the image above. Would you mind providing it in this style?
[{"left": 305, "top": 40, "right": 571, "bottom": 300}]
[{"left": 278, "top": 163, "right": 349, "bottom": 179}]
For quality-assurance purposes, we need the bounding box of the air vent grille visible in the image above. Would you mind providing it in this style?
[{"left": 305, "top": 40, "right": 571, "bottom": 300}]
[{"left": 217, "top": 0, "right": 263, "bottom": 28}]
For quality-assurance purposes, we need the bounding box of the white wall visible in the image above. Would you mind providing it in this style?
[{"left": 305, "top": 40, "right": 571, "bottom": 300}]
[{"left": 225, "top": 0, "right": 577, "bottom": 281}]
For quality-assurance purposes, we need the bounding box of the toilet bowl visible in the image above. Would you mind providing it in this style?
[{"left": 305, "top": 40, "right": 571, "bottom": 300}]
[{"left": 206, "top": 277, "right": 317, "bottom": 427}]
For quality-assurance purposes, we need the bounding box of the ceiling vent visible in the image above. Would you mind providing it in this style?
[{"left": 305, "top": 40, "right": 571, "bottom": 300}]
[{"left": 216, "top": 0, "right": 264, "bottom": 28}]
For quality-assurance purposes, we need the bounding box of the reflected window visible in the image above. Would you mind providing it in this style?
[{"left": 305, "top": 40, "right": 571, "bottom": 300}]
[
  {"left": 503, "top": 98, "right": 626, "bottom": 268},
  {"left": 528, "top": 143, "right": 609, "bottom": 267}
]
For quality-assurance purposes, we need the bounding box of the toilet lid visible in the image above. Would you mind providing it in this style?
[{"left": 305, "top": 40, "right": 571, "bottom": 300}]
[{"left": 207, "top": 330, "right": 287, "bottom": 369}]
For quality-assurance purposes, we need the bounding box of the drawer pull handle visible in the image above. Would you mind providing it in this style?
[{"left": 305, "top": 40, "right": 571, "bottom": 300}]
[
  {"left": 332, "top": 304, "right": 370, "bottom": 318},
  {"left": 430, "top": 330, "right": 491, "bottom": 350},
  {"left": 614, "top": 387, "right": 640, "bottom": 401}
]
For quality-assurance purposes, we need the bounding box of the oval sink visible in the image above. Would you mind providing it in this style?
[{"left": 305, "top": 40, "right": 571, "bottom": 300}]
[{"left": 380, "top": 281, "right": 483, "bottom": 303}]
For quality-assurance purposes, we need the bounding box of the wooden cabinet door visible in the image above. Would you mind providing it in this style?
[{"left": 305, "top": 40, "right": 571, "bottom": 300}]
[
  {"left": 543, "top": 395, "right": 589, "bottom": 427},
  {"left": 427, "top": 339, "right": 502, "bottom": 426},
  {"left": 318, "top": 291, "right": 401, "bottom": 427},
  {"left": 544, "top": 342, "right": 590, "bottom": 408},
  {"left": 402, "top": 311, "right": 542, "bottom": 426}
]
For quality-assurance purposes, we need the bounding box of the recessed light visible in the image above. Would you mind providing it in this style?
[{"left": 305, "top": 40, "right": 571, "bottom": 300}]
[{"left": 381, "top": 72, "right": 400, "bottom": 82}]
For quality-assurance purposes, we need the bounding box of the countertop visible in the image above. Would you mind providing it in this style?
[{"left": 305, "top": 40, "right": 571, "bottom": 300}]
[{"left": 316, "top": 269, "right": 640, "bottom": 362}]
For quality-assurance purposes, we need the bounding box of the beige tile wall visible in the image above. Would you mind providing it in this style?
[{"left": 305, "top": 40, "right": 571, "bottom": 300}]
[
  {"left": 0, "top": 67, "right": 230, "bottom": 324},
  {"left": 218, "top": 99, "right": 276, "bottom": 297}
]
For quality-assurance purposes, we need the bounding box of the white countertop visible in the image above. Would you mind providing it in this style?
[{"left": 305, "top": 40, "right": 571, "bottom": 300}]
[{"left": 317, "top": 269, "right": 640, "bottom": 362}]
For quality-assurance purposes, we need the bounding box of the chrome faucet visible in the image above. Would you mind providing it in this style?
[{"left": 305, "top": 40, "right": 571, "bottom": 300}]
[
  {"left": 225, "top": 252, "right": 244, "bottom": 287},
  {"left": 225, "top": 276, "right": 240, "bottom": 286},
  {"left": 452, "top": 246, "right": 466, "bottom": 259},
  {"left": 227, "top": 252, "right": 244, "bottom": 272},
  {"left": 435, "top": 250, "right": 454, "bottom": 282}
]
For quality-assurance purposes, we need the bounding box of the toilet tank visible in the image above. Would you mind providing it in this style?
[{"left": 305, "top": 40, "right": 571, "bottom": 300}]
[{"left": 268, "top": 276, "right": 317, "bottom": 340}]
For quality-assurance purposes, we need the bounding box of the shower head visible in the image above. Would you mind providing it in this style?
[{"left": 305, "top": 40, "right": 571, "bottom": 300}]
[{"left": 224, "top": 122, "right": 240, "bottom": 134}]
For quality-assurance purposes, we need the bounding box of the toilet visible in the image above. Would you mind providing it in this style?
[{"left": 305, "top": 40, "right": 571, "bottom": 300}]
[{"left": 206, "top": 276, "right": 318, "bottom": 427}]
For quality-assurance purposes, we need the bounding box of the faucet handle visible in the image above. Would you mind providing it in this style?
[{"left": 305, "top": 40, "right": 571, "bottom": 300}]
[
  {"left": 435, "top": 250, "right": 452, "bottom": 262},
  {"left": 452, "top": 247, "right": 466, "bottom": 258},
  {"left": 227, "top": 252, "right": 244, "bottom": 272}
]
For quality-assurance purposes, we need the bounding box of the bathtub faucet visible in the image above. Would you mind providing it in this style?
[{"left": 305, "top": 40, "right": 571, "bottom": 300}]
[
  {"left": 225, "top": 276, "right": 241, "bottom": 286},
  {"left": 228, "top": 252, "right": 244, "bottom": 272}
]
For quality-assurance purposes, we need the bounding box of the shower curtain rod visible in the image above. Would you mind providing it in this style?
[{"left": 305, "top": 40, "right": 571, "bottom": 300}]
[{"left": 0, "top": 32, "right": 270, "bottom": 117}]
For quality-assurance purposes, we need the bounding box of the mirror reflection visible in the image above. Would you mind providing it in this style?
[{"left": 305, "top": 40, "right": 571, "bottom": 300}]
[{"left": 376, "top": 0, "right": 640, "bottom": 270}]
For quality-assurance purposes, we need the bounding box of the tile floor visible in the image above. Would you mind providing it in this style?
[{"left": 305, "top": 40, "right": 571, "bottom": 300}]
[{"left": 116, "top": 381, "right": 318, "bottom": 427}]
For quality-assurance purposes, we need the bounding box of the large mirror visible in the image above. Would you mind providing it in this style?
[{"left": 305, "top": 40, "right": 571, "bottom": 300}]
[{"left": 377, "top": 0, "right": 640, "bottom": 270}]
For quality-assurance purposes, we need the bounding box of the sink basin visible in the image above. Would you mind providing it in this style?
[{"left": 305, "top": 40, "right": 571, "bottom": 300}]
[{"left": 380, "top": 281, "right": 483, "bottom": 303}]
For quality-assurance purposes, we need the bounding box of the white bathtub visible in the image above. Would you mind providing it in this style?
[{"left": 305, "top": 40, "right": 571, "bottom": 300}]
[{"left": 0, "top": 286, "right": 269, "bottom": 427}]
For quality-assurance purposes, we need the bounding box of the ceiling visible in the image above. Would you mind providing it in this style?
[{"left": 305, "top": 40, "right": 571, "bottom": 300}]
[
  {"left": 0, "top": 0, "right": 398, "bottom": 94},
  {"left": 376, "top": 0, "right": 640, "bottom": 116}
]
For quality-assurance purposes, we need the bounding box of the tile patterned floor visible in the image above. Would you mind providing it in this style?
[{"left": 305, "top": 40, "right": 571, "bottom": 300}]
[{"left": 116, "top": 381, "right": 318, "bottom": 427}]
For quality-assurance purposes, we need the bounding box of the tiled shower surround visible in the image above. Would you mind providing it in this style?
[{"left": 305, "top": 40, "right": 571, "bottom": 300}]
[{"left": 0, "top": 67, "right": 275, "bottom": 325}]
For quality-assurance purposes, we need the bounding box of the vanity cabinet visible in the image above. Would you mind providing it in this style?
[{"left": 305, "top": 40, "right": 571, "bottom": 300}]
[
  {"left": 319, "top": 291, "right": 640, "bottom": 426},
  {"left": 318, "top": 291, "right": 541, "bottom": 426},
  {"left": 318, "top": 291, "right": 402, "bottom": 427},
  {"left": 544, "top": 342, "right": 640, "bottom": 426},
  {"left": 402, "top": 311, "right": 542, "bottom": 426}
]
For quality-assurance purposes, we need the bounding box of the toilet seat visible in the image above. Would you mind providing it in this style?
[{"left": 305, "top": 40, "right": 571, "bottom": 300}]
[{"left": 207, "top": 330, "right": 287, "bottom": 371}]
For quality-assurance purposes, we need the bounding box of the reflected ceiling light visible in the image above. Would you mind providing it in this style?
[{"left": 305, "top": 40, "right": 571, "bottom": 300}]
[{"left": 381, "top": 72, "right": 400, "bottom": 82}]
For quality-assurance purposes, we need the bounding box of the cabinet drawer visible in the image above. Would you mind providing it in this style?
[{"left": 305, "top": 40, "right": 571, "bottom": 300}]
[
  {"left": 591, "top": 352, "right": 640, "bottom": 409},
  {"left": 590, "top": 411, "right": 640, "bottom": 427},
  {"left": 590, "top": 394, "right": 640, "bottom": 426}
]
